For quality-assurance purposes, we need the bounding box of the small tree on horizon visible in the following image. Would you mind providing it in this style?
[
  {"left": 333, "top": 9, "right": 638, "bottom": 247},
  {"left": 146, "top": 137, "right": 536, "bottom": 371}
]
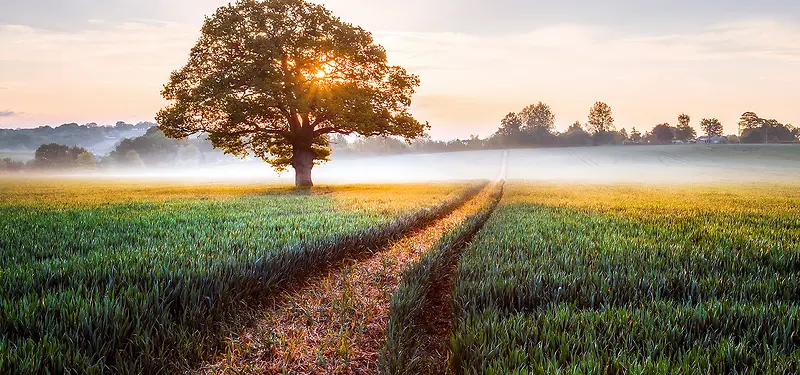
[
  {"left": 738, "top": 112, "right": 762, "bottom": 135},
  {"left": 496, "top": 112, "right": 523, "bottom": 138},
  {"left": 559, "top": 121, "right": 592, "bottom": 146},
  {"left": 652, "top": 123, "right": 675, "bottom": 144},
  {"left": 630, "top": 127, "right": 642, "bottom": 143},
  {"left": 519, "top": 102, "right": 555, "bottom": 132},
  {"left": 587, "top": 102, "right": 615, "bottom": 134},
  {"left": 493, "top": 112, "right": 524, "bottom": 147},
  {"left": 157, "top": 0, "right": 426, "bottom": 188},
  {"left": 33, "top": 143, "right": 88, "bottom": 169},
  {"left": 587, "top": 102, "right": 615, "bottom": 145},
  {"left": 675, "top": 113, "right": 696, "bottom": 141},
  {"left": 700, "top": 118, "right": 724, "bottom": 137}
]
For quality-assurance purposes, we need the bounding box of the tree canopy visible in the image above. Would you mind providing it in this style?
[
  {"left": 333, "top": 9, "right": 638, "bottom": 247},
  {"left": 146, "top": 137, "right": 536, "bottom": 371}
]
[
  {"left": 0, "top": 122, "right": 152, "bottom": 153},
  {"left": 32, "top": 143, "right": 90, "bottom": 169},
  {"left": 587, "top": 102, "right": 615, "bottom": 134},
  {"left": 496, "top": 112, "right": 523, "bottom": 139},
  {"left": 651, "top": 123, "right": 675, "bottom": 144},
  {"left": 156, "top": 0, "right": 426, "bottom": 187},
  {"left": 737, "top": 112, "right": 798, "bottom": 143},
  {"left": 674, "top": 114, "right": 696, "bottom": 141},
  {"left": 700, "top": 118, "right": 724, "bottom": 137},
  {"left": 490, "top": 103, "right": 559, "bottom": 146},
  {"left": 560, "top": 121, "right": 592, "bottom": 146},
  {"left": 519, "top": 102, "right": 555, "bottom": 132},
  {"left": 630, "top": 127, "right": 642, "bottom": 143},
  {"left": 110, "top": 127, "right": 185, "bottom": 167},
  {"left": 738, "top": 112, "right": 762, "bottom": 134}
]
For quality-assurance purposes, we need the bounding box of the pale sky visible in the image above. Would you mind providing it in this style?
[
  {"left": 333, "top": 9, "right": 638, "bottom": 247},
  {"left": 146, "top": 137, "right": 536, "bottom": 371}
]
[{"left": 1, "top": 0, "right": 800, "bottom": 139}]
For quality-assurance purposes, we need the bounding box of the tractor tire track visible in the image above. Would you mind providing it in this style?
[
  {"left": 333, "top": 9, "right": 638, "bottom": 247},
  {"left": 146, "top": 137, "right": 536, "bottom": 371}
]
[
  {"left": 195, "top": 184, "right": 499, "bottom": 375},
  {"left": 567, "top": 149, "right": 599, "bottom": 167},
  {"left": 405, "top": 182, "right": 504, "bottom": 375}
]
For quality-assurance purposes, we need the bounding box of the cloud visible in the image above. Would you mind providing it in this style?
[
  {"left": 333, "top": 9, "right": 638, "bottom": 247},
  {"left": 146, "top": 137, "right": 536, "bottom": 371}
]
[
  {"left": 0, "top": 22, "right": 199, "bottom": 127},
  {"left": 377, "top": 19, "right": 800, "bottom": 77},
  {"left": 1, "top": 17, "right": 799, "bottom": 137},
  {"left": 629, "top": 19, "right": 800, "bottom": 60},
  {"left": 0, "top": 0, "right": 228, "bottom": 31},
  {"left": 0, "top": 23, "right": 197, "bottom": 66},
  {"left": 0, "top": 110, "right": 17, "bottom": 117},
  {"left": 374, "top": 19, "right": 800, "bottom": 137}
]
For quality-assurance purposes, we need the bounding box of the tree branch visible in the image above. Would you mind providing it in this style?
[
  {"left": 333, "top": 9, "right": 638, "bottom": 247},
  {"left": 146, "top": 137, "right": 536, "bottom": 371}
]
[
  {"left": 314, "top": 126, "right": 349, "bottom": 136},
  {"left": 310, "top": 114, "right": 329, "bottom": 128}
]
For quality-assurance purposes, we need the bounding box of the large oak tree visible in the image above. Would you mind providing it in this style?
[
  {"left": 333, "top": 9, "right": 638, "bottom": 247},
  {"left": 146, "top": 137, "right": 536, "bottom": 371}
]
[{"left": 157, "top": 0, "right": 427, "bottom": 187}]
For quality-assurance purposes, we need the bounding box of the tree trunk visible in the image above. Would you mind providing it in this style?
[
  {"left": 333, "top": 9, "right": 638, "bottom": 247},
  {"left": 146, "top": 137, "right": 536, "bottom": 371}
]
[{"left": 292, "top": 143, "right": 315, "bottom": 189}]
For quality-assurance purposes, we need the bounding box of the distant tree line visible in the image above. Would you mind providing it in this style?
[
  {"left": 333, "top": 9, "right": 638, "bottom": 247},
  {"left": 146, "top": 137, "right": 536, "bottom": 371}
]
[
  {"left": 330, "top": 103, "right": 799, "bottom": 156},
  {"left": 0, "top": 121, "right": 154, "bottom": 152},
  {"left": 737, "top": 112, "right": 799, "bottom": 144},
  {"left": 0, "top": 126, "right": 234, "bottom": 172},
  {"left": 329, "top": 134, "right": 488, "bottom": 155},
  {"left": 3, "top": 105, "right": 798, "bottom": 172},
  {"left": 487, "top": 102, "right": 798, "bottom": 147},
  {"left": 107, "top": 127, "right": 221, "bottom": 168},
  {"left": 30, "top": 144, "right": 96, "bottom": 169}
]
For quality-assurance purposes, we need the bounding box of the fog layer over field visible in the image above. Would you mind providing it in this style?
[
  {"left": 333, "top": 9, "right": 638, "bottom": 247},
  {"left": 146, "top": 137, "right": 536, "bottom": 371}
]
[
  {"left": 43, "top": 144, "right": 800, "bottom": 184},
  {"left": 506, "top": 144, "right": 800, "bottom": 183}
]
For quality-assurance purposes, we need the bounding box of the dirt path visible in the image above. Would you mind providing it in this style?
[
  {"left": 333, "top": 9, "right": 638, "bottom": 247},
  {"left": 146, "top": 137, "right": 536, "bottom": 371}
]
[
  {"left": 393, "top": 180, "right": 504, "bottom": 375},
  {"left": 197, "top": 185, "right": 496, "bottom": 375},
  {"left": 413, "top": 260, "right": 461, "bottom": 375}
]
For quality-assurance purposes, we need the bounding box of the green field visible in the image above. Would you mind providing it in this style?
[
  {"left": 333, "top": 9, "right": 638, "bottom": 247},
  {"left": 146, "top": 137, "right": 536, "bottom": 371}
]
[
  {"left": 451, "top": 183, "right": 800, "bottom": 374},
  {"left": 0, "top": 179, "right": 477, "bottom": 373},
  {"left": 3, "top": 145, "right": 800, "bottom": 374}
]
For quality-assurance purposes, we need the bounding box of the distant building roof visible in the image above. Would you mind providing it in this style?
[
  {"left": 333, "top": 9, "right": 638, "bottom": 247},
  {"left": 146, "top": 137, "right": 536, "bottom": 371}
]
[{"left": 696, "top": 135, "right": 728, "bottom": 144}]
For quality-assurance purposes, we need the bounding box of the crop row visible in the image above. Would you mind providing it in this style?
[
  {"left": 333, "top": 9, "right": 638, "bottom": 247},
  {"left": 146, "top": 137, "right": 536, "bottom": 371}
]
[
  {"left": 0, "top": 182, "right": 483, "bottom": 374},
  {"left": 453, "top": 305, "right": 800, "bottom": 375},
  {"left": 450, "top": 185, "right": 800, "bottom": 374},
  {"left": 379, "top": 181, "right": 504, "bottom": 375}
]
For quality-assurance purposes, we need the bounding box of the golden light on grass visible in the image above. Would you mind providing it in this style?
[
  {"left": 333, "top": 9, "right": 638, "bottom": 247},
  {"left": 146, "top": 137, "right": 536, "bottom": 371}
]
[
  {"left": 0, "top": 178, "right": 471, "bottom": 210},
  {"left": 197, "top": 183, "right": 498, "bottom": 374}
]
